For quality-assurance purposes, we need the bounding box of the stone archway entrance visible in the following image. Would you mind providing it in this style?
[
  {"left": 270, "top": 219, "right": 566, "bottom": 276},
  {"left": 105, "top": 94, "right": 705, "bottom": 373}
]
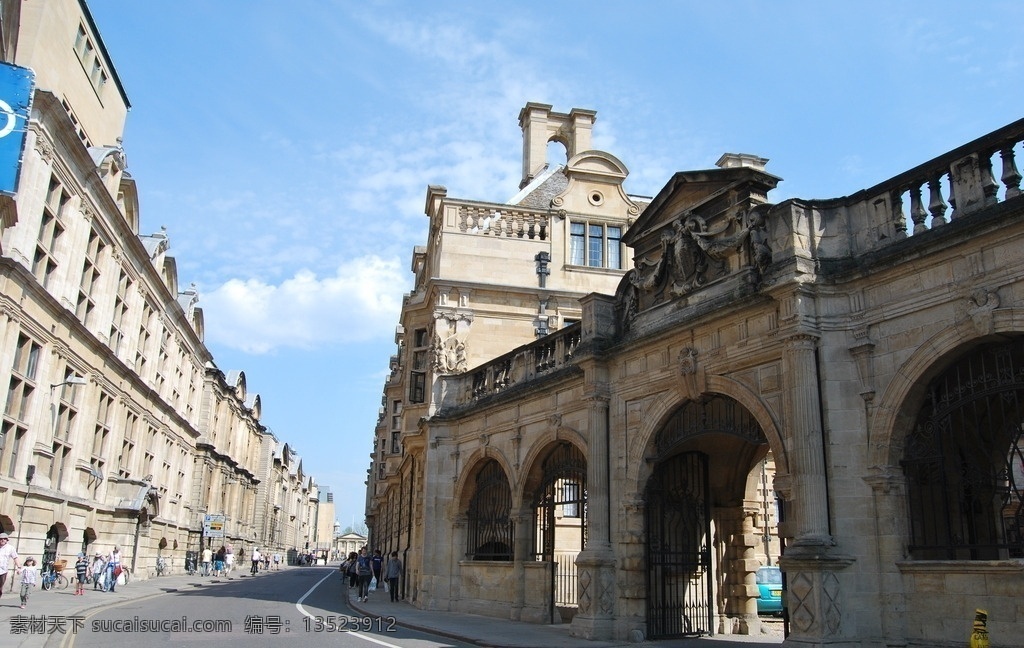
[
  {"left": 644, "top": 395, "right": 775, "bottom": 639},
  {"left": 532, "top": 442, "right": 587, "bottom": 624}
]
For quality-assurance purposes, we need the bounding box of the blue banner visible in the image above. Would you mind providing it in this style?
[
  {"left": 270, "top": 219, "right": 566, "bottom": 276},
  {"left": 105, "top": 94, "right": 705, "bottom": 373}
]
[{"left": 0, "top": 63, "right": 35, "bottom": 196}]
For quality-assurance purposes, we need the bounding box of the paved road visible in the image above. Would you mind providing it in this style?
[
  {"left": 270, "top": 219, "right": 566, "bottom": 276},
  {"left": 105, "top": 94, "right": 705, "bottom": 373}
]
[
  {"left": 1, "top": 564, "right": 785, "bottom": 648},
  {"left": 19, "top": 568, "right": 477, "bottom": 648}
]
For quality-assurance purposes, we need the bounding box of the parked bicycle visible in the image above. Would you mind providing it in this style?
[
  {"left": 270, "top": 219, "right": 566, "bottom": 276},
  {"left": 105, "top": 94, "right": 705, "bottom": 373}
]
[{"left": 41, "top": 559, "right": 70, "bottom": 591}]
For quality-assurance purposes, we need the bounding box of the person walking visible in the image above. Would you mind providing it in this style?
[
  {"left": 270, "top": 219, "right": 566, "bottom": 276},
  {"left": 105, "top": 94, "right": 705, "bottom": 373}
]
[
  {"left": 371, "top": 550, "right": 383, "bottom": 589},
  {"left": 355, "top": 548, "right": 373, "bottom": 602},
  {"left": 343, "top": 551, "right": 358, "bottom": 588},
  {"left": 17, "top": 557, "right": 38, "bottom": 609},
  {"left": 0, "top": 532, "right": 20, "bottom": 598},
  {"left": 214, "top": 546, "right": 225, "bottom": 577},
  {"left": 384, "top": 551, "right": 403, "bottom": 602},
  {"left": 272, "top": 552, "right": 281, "bottom": 570},
  {"left": 74, "top": 553, "right": 89, "bottom": 596},
  {"left": 90, "top": 552, "right": 105, "bottom": 590},
  {"left": 201, "top": 547, "right": 212, "bottom": 577},
  {"left": 105, "top": 546, "right": 121, "bottom": 592}
]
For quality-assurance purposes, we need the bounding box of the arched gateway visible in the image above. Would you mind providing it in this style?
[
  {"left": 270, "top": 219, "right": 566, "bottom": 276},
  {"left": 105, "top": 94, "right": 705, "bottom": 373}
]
[{"left": 645, "top": 395, "right": 773, "bottom": 639}]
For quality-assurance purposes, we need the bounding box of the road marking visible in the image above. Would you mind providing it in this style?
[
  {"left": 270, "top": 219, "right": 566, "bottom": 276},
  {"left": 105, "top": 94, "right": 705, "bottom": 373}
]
[{"left": 295, "top": 572, "right": 405, "bottom": 648}]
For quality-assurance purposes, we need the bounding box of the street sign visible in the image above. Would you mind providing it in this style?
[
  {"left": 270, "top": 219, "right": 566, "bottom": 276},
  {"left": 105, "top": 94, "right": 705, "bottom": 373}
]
[
  {"left": 203, "top": 514, "right": 226, "bottom": 538},
  {"left": 0, "top": 63, "right": 34, "bottom": 196}
]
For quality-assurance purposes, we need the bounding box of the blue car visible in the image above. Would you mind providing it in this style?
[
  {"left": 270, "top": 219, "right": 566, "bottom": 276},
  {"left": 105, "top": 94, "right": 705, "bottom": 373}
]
[{"left": 756, "top": 566, "right": 783, "bottom": 615}]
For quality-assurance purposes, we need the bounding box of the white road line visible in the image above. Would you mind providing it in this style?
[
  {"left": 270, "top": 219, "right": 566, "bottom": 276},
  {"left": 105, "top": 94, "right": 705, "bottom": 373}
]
[{"left": 295, "top": 572, "right": 405, "bottom": 648}]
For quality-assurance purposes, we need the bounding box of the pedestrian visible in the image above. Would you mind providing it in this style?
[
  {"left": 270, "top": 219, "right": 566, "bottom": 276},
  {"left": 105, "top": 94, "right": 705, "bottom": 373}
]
[
  {"left": 214, "top": 546, "right": 226, "bottom": 576},
  {"left": 263, "top": 553, "right": 270, "bottom": 571},
  {"left": 90, "top": 552, "right": 105, "bottom": 590},
  {"left": 201, "top": 546, "right": 212, "bottom": 577},
  {"left": 371, "top": 550, "right": 383, "bottom": 589},
  {"left": 344, "top": 551, "right": 358, "bottom": 588},
  {"left": 385, "top": 551, "right": 403, "bottom": 602},
  {"left": 225, "top": 544, "right": 234, "bottom": 573},
  {"left": 106, "top": 546, "right": 121, "bottom": 592},
  {"left": 250, "top": 548, "right": 261, "bottom": 575},
  {"left": 355, "top": 547, "right": 373, "bottom": 602},
  {"left": 17, "top": 557, "right": 38, "bottom": 609},
  {"left": 272, "top": 551, "right": 281, "bottom": 570},
  {"left": 74, "top": 552, "right": 89, "bottom": 596},
  {"left": 0, "top": 532, "right": 20, "bottom": 598}
]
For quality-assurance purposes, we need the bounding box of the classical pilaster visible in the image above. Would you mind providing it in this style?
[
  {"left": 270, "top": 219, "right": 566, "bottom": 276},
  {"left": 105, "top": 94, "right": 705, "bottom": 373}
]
[
  {"left": 510, "top": 507, "right": 533, "bottom": 621},
  {"left": 783, "top": 333, "right": 832, "bottom": 546},
  {"left": 571, "top": 385, "right": 616, "bottom": 640},
  {"left": 778, "top": 333, "right": 857, "bottom": 646}
]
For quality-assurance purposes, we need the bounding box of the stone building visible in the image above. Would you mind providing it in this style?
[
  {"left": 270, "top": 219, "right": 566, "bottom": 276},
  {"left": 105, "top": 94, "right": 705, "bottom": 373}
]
[
  {"left": 367, "top": 102, "right": 652, "bottom": 601},
  {"left": 372, "top": 101, "right": 1024, "bottom": 646},
  {"left": 0, "top": 0, "right": 322, "bottom": 577}
]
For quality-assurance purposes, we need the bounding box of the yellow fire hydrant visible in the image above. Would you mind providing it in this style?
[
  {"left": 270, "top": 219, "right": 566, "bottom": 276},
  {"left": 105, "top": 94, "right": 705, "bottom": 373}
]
[{"left": 969, "top": 609, "right": 989, "bottom": 648}]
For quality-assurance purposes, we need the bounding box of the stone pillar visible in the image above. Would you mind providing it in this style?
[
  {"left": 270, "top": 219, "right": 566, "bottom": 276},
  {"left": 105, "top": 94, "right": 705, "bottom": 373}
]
[
  {"left": 571, "top": 388, "right": 616, "bottom": 640},
  {"left": 778, "top": 334, "right": 857, "bottom": 647},
  {"left": 863, "top": 466, "right": 909, "bottom": 646},
  {"left": 783, "top": 333, "right": 832, "bottom": 546},
  {"left": 510, "top": 507, "right": 534, "bottom": 621}
]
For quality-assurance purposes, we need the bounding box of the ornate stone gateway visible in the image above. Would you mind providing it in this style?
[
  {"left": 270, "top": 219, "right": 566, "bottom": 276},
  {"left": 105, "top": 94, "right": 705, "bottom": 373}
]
[
  {"left": 533, "top": 442, "right": 587, "bottom": 623},
  {"left": 645, "top": 451, "right": 713, "bottom": 638}
]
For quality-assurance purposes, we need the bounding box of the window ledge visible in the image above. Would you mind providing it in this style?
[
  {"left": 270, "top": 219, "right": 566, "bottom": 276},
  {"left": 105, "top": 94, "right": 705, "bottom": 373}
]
[{"left": 896, "top": 559, "right": 1024, "bottom": 574}]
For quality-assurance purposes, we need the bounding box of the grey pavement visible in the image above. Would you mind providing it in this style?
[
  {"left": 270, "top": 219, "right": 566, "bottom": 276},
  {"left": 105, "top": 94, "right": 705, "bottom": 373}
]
[
  {"left": 1, "top": 565, "right": 785, "bottom": 648},
  {"left": 345, "top": 577, "right": 785, "bottom": 648}
]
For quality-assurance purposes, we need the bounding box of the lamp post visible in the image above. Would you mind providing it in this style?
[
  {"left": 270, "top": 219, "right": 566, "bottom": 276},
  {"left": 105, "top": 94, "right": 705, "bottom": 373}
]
[
  {"left": 50, "top": 375, "right": 87, "bottom": 436},
  {"left": 12, "top": 464, "right": 34, "bottom": 592}
]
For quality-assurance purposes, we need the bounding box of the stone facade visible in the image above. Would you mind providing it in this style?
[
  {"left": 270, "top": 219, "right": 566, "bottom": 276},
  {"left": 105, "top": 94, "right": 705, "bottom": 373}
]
[
  {"left": 0, "top": 0, "right": 322, "bottom": 578},
  {"left": 367, "top": 102, "right": 650, "bottom": 604},
  {"left": 372, "top": 100, "right": 1024, "bottom": 646}
]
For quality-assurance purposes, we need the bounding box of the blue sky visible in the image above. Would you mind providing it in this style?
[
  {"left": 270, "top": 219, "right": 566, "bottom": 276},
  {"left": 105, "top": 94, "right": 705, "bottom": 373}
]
[{"left": 85, "top": 0, "right": 1024, "bottom": 531}]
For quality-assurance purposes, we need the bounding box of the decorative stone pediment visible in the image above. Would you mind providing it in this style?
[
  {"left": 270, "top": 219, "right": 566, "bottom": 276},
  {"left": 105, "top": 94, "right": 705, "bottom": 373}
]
[{"left": 616, "top": 165, "right": 779, "bottom": 330}]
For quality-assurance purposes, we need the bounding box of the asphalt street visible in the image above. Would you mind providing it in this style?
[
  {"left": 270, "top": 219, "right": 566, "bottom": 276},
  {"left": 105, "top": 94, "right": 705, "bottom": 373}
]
[{"left": 0, "top": 564, "right": 784, "bottom": 648}]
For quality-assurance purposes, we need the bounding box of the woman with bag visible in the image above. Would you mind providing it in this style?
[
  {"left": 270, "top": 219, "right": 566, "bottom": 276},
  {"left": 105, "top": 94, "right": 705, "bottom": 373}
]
[{"left": 105, "top": 547, "right": 121, "bottom": 592}]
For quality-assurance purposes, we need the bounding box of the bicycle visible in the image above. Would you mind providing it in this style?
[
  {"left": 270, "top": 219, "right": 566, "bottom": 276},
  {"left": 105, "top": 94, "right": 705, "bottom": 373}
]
[{"left": 41, "top": 560, "right": 70, "bottom": 591}]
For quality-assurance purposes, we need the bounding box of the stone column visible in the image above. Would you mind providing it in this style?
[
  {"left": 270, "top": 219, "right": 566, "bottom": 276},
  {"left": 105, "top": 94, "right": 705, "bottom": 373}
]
[
  {"left": 778, "top": 334, "right": 856, "bottom": 647},
  {"left": 571, "top": 387, "right": 616, "bottom": 640},
  {"left": 511, "top": 506, "right": 534, "bottom": 621},
  {"left": 783, "top": 333, "right": 832, "bottom": 546}
]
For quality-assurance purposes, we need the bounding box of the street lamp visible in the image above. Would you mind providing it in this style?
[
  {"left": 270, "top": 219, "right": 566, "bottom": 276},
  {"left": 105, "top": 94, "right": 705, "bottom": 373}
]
[{"left": 50, "top": 375, "right": 87, "bottom": 390}]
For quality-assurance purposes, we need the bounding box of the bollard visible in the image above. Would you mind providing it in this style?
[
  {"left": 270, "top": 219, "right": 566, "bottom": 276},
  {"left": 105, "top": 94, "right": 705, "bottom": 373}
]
[{"left": 969, "top": 609, "right": 989, "bottom": 648}]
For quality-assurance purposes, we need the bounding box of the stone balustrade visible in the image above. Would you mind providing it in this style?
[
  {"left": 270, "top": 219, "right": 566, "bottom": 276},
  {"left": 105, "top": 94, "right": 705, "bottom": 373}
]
[
  {"left": 808, "top": 118, "right": 1024, "bottom": 254},
  {"left": 439, "top": 323, "right": 581, "bottom": 410},
  {"left": 455, "top": 201, "right": 551, "bottom": 240}
]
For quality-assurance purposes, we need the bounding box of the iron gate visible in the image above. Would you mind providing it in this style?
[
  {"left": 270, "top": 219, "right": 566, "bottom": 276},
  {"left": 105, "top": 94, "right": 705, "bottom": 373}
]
[
  {"left": 533, "top": 442, "right": 587, "bottom": 622},
  {"left": 645, "top": 451, "right": 713, "bottom": 638}
]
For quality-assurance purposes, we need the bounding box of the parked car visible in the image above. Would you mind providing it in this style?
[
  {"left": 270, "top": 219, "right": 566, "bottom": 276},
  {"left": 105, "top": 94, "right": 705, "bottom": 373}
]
[{"left": 755, "top": 566, "right": 783, "bottom": 615}]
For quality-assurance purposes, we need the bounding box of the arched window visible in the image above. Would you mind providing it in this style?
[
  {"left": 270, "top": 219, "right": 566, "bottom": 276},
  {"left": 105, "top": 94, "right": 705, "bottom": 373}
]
[
  {"left": 903, "top": 340, "right": 1024, "bottom": 560},
  {"left": 466, "top": 460, "right": 514, "bottom": 561}
]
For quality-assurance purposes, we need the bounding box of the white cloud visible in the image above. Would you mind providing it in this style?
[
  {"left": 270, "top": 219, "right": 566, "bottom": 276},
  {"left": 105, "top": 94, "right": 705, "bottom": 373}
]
[{"left": 202, "top": 255, "right": 405, "bottom": 354}]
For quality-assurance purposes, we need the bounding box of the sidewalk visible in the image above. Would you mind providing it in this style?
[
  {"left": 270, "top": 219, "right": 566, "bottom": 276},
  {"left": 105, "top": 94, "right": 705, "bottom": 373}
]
[
  {"left": 347, "top": 583, "right": 785, "bottom": 648},
  {"left": 2, "top": 567, "right": 259, "bottom": 648}
]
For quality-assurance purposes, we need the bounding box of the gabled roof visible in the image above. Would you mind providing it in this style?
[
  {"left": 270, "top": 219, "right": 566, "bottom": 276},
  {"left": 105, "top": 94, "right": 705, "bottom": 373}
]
[{"left": 507, "top": 164, "right": 567, "bottom": 207}]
